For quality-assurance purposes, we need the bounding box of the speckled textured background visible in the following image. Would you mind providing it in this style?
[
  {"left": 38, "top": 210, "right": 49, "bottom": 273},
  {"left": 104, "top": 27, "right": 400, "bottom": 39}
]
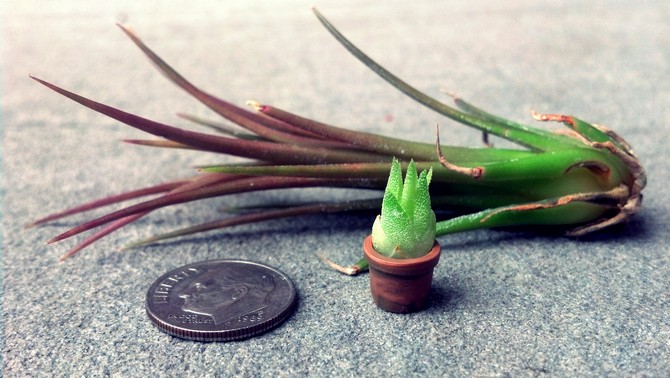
[{"left": 3, "top": 0, "right": 669, "bottom": 376}]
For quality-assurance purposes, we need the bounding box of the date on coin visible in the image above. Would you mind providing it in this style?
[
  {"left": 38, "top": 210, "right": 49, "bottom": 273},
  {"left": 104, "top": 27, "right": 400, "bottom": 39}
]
[{"left": 146, "top": 259, "right": 297, "bottom": 341}]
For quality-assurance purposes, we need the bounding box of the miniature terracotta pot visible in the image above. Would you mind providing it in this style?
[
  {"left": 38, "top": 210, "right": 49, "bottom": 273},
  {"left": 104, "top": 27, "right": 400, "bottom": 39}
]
[{"left": 363, "top": 235, "right": 441, "bottom": 313}]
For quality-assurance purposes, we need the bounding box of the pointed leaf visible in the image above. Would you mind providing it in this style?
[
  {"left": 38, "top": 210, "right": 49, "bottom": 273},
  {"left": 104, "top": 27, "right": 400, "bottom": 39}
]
[{"left": 401, "top": 160, "right": 418, "bottom": 218}]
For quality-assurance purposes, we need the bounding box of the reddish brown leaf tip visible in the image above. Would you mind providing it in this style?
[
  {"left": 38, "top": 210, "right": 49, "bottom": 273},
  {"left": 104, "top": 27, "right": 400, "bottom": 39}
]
[
  {"left": 246, "top": 100, "right": 265, "bottom": 113},
  {"left": 531, "top": 111, "right": 576, "bottom": 128},
  {"left": 46, "top": 238, "right": 59, "bottom": 245}
]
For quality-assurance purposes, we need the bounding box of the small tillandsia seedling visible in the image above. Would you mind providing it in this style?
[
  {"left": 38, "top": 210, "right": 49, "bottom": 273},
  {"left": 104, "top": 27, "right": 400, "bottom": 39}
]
[
  {"left": 29, "top": 8, "right": 645, "bottom": 271},
  {"left": 371, "top": 159, "right": 436, "bottom": 259}
]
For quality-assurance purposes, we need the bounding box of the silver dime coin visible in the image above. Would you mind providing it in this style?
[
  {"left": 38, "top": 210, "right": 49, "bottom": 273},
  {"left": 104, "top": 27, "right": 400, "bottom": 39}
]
[{"left": 146, "top": 259, "right": 297, "bottom": 342}]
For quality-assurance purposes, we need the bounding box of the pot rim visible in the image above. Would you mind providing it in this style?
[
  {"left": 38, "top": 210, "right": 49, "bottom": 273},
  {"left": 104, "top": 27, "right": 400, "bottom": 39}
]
[{"left": 363, "top": 235, "right": 441, "bottom": 275}]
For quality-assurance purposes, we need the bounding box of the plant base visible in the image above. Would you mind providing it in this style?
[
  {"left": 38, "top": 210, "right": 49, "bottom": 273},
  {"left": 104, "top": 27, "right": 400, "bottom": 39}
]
[{"left": 363, "top": 235, "right": 441, "bottom": 313}]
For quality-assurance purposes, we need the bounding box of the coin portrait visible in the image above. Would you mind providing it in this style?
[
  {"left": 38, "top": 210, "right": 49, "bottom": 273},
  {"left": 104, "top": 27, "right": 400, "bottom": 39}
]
[{"left": 177, "top": 265, "right": 276, "bottom": 325}]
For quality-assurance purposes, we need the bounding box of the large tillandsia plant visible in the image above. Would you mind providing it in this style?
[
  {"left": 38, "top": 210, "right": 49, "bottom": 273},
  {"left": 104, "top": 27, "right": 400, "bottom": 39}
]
[{"left": 30, "top": 9, "right": 645, "bottom": 274}]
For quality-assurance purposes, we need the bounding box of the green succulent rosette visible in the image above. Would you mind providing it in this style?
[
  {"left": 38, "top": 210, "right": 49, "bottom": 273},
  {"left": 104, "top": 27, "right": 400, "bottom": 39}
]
[{"left": 371, "top": 158, "right": 436, "bottom": 258}]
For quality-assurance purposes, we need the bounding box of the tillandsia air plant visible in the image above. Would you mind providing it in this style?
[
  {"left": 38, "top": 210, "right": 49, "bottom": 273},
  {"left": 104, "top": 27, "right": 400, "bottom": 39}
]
[
  {"left": 371, "top": 159, "right": 436, "bottom": 259},
  {"left": 30, "top": 9, "right": 645, "bottom": 274}
]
